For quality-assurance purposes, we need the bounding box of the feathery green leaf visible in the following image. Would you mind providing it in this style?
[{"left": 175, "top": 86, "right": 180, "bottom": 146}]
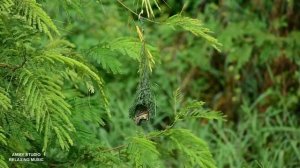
[
  {"left": 15, "top": 0, "right": 60, "bottom": 39},
  {"left": 166, "top": 14, "right": 222, "bottom": 51}
]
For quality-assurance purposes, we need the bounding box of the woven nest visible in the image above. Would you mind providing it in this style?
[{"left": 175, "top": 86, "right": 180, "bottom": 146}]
[
  {"left": 129, "top": 86, "right": 155, "bottom": 125},
  {"left": 129, "top": 43, "right": 155, "bottom": 125}
]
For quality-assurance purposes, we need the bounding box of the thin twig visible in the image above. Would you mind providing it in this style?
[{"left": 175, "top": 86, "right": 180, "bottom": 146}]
[
  {"left": 99, "top": 118, "right": 177, "bottom": 153},
  {"left": 12, "top": 52, "right": 27, "bottom": 71},
  {"left": 0, "top": 51, "right": 27, "bottom": 71},
  {"left": 99, "top": 144, "right": 127, "bottom": 153},
  {"left": 0, "top": 63, "right": 14, "bottom": 69},
  {"left": 116, "top": 0, "right": 161, "bottom": 24},
  {"left": 161, "top": 0, "right": 171, "bottom": 9}
]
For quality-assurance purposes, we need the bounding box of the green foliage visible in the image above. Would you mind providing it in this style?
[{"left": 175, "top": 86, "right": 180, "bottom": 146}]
[
  {"left": 15, "top": 0, "right": 60, "bottom": 39},
  {"left": 2, "top": 0, "right": 298, "bottom": 167},
  {"left": 0, "top": 155, "right": 8, "bottom": 168},
  {"left": 86, "top": 37, "right": 158, "bottom": 75},
  {"left": 203, "top": 100, "right": 300, "bottom": 167},
  {"left": 109, "top": 37, "right": 156, "bottom": 61},
  {"left": 38, "top": 44, "right": 109, "bottom": 114},
  {"left": 0, "top": 0, "right": 222, "bottom": 167},
  {"left": 166, "top": 14, "right": 222, "bottom": 51},
  {"left": 141, "top": 0, "right": 161, "bottom": 18},
  {"left": 127, "top": 137, "right": 161, "bottom": 167},
  {"left": 0, "top": 87, "right": 11, "bottom": 111},
  {"left": 153, "top": 1, "right": 300, "bottom": 167},
  {"left": 173, "top": 89, "right": 224, "bottom": 121},
  {"left": 19, "top": 68, "right": 75, "bottom": 152},
  {"left": 0, "top": 0, "right": 13, "bottom": 12},
  {"left": 110, "top": 99, "right": 221, "bottom": 167},
  {"left": 177, "top": 101, "right": 224, "bottom": 121},
  {"left": 0, "top": 126, "right": 8, "bottom": 168},
  {"left": 165, "top": 129, "right": 216, "bottom": 168},
  {"left": 0, "top": 126, "right": 6, "bottom": 145},
  {"left": 87, "top": 47, "right": 123, "bottom": 74},
  {"left": 0, "top": 0, "right": 108, "bottom": 166}
]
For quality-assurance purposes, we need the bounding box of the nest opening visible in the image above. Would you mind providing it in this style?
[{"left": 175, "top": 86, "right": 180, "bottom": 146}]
[{"left": 134, "top": 104, "right": 150, "bottom": 125}]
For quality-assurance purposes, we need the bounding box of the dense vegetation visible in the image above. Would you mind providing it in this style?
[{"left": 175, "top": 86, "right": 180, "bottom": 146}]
[{"left": 0, "top": 0, "right": 299, "bottom": 167}]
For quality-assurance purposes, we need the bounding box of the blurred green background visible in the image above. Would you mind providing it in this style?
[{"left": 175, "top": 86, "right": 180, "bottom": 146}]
[{"left": 43, "top": 0, "right": 300, "bottom": 167}]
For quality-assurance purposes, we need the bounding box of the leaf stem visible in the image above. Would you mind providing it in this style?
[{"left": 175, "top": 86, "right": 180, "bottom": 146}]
[{"left": 116, "top": 0, "right": 160, "bottom": 24}]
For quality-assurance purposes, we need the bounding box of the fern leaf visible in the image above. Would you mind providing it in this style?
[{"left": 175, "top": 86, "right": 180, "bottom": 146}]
[
  {"left": 0, "top": 87, "right": 12, "bottom": 111},
  {"left": 87, "top": 47, "right": 123, "bottom": 74},
  {"left": 0, "top": 126, "right": 7, "bottom": 145},
  {"left": 0, "top": 126, "right": 8, "bottom": 168},
  {"left": 37, "top": 51, "right": 110, "bottom": 117},
  {"left": 111, "top": 37, "right": 157, "bottom": 70},
  {"left": 42, "top": 114, "right": 50, "bottom": 152},
  {"left": 19, "top": 69, "right": 75, "bottom": 152},
  {"left": 87, "top": 37, "right": 157, "bottom": 74},
  {"left": 62, "top": 0, "right": 83, "bottom": 16},
  {"left": 15, "top": 0, "right": 60, "bottom": 39},
  {"left": 173, "top": 88, "right": 183, "bottom": 114},
  {"left": 111, "top": 37, "right": 157, "bottom": 65},
  {"left": 127, "top": 137, "right": 161, "bottom": 167},
  {"left": 0, "top": 0, "right": 14, "bottom": 12},
  {"left": 0, "top": 155, "right": 8, "bottom": 168},
  {"left": 53, "top": 126, "right": 66, "bottom": 150},
  {"left": 166, "top": 129, "right": 217, "bottom": 168},
  {"left": 110, "top": 37, "right": 147, "bottom": 60},
  {"left": 166, "top": 14, "right": 222, "bottom": 51},
  {"left": 177, "top": 101, "right": 225, "bottom": 121}
]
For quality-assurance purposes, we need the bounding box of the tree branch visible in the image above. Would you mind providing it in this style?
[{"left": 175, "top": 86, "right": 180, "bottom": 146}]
[
  {"left": 0, "top": 51, "right": 27, "bottom": 71},
  {"left": 99, "top": 144, "right": 127, "bottom": 153},
  {"left": 0, "top": 63, "right": 14, "bottom": 69},
  {"left": 12, "top": 53, "right": 27, "bottom": 71}
]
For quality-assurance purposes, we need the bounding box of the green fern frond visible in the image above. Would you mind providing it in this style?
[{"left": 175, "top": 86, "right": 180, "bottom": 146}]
[
  {"left": 110, "top": 37, "right": 156, "bottom": 61},
  {"left": 0, "top": 87, "right": 12, "bottom": 111},
  {"left": 42, "top": 114, "right": 50, "bottom": 152},
  {"left": 19, "top": 69, "right": 75, "bottom": 152},
  {"left": 0, "top": 0, "right": 14, "bottom": 12},
  {"left": 87, "top": 47, "right": 123, "bottom": 74},
  {"left": 110, "top": 37, "right": 140, "bottom": 60},
  {"left": 0, "top": 14, "right": 36, "bottom": 48},
  {"left": 0, "top": 126, "right": 8, "bottom": 168},
  {"left": 62, "top": 0, "right": 83, "bottom": 16},
  {"left": 166, "top": 129, "right": 217, "bottom": 168},
  {"left": 36, "top": 50, "right": 110, "bottom": 117},
  {"left": 166, "top": 14, "right": 222, "bottom": 51},
  {"left": 15, "top": 0, "right": 60, "bottom": 39},
  {"left": 0, "top": 155, "right": 8, "bottom": 168},
  {"left": 173, "top": 88, "right": 183, "bottom": 114},
  {"left": 86, "top": 37, "right": 157, "bottom": 74},
  {"left": 45, "top": 39, "right": 75, "bottom": 50},
  {"left": 0, "top": 126, "right": 7, "bottom": 145},
  {"left": 111, "top": 37, "right": 157, "bottom": 71},
  {"left": 127, "top": 137, "right": 161, "bottom": 167},
  {"left": 177, "top": 101, "right": 225, "bottom": 121},
  {"left": 53, "top": 125, "right": 74, "bottom": 150},
  {"left": 172, "top": 89, "right": 224, "bottom": 121}
]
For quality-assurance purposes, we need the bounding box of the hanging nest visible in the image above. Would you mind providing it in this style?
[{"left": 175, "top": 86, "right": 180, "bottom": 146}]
[
  {"left": 129, "top": 83, "right": 155, "bottom": 125},
  {"left": 129, "top": 42, "right": 155, "bottom": 125}
]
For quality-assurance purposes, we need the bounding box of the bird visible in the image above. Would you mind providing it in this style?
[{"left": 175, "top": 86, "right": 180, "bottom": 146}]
[{"left": 134, "top": 110, "right": 149, "bottom": 125}]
